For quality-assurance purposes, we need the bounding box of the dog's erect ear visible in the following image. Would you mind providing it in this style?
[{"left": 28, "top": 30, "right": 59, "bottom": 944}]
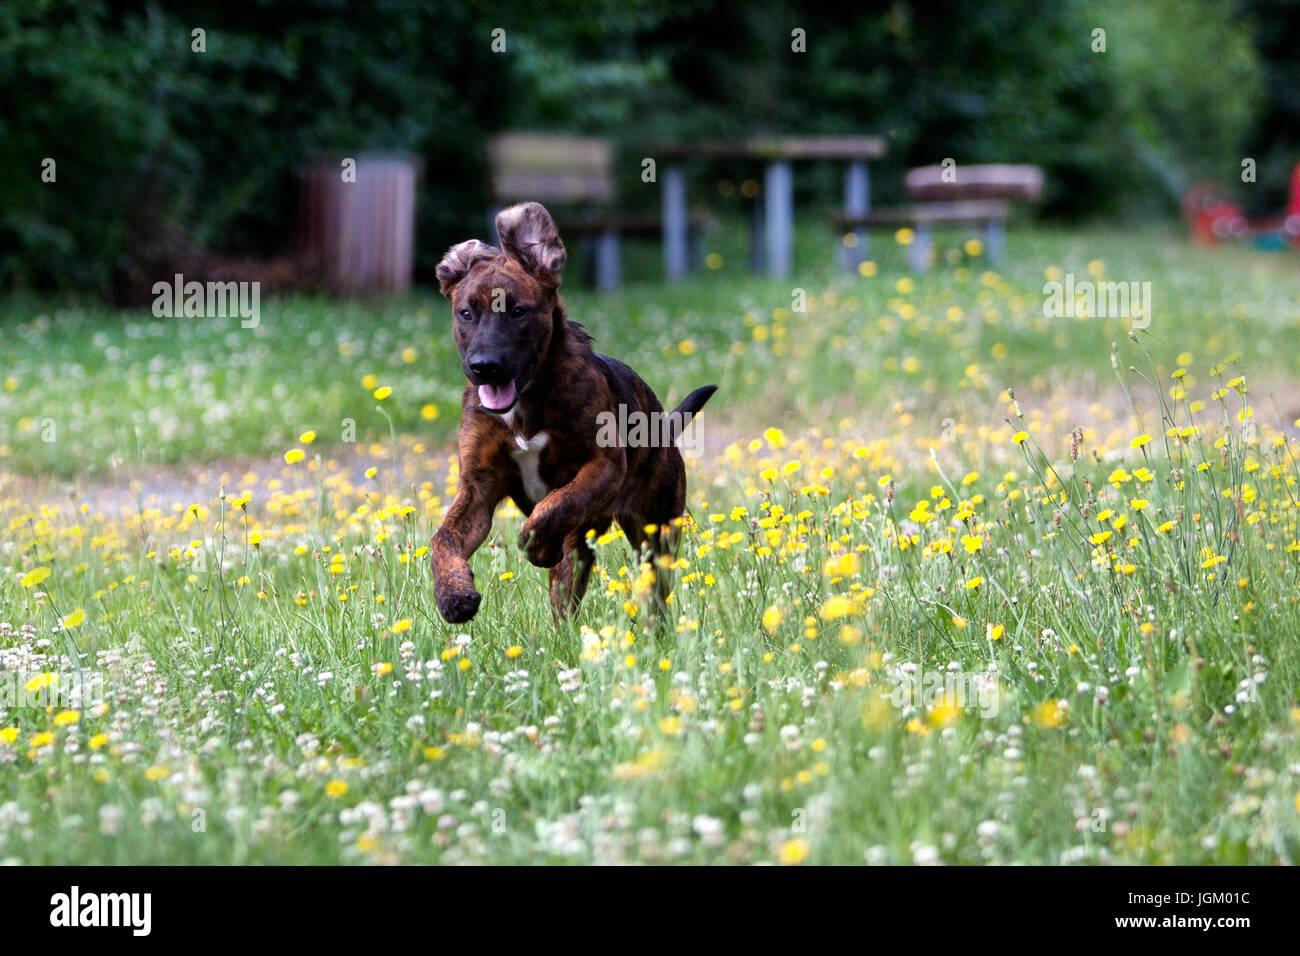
[
  {"left": 436, "top": 239, "right": 501, "bottom": 297},
  {"left": 494, "top": 202, "right": 566, "bottom": 282}
]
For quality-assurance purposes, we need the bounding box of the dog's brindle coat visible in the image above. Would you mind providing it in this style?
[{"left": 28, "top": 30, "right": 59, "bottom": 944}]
[{"left": 430, "top": 202, "right": 715, "bottom": 624}]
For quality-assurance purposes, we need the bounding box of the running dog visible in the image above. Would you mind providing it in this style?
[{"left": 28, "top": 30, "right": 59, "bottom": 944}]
[{"left": 430, "top": 201, "right": 715, "bottom": 623}]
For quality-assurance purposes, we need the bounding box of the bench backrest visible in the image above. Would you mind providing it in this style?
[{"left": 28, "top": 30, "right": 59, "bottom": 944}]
[
  {"left": 905, "top": 164, "right": 1043, "bottom": 202},
  {"left": 488, "top": 133, "right": 614, "bottom": 205}
]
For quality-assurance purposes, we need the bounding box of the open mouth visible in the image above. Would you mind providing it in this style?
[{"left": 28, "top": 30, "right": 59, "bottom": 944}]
[{"left": 477, "top": 380, "right": 518, "bottom": 412}]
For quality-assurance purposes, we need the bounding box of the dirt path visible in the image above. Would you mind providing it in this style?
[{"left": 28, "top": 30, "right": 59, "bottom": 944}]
[{"left": 4, "top": 377, "right": 1298, "bottom": 514}]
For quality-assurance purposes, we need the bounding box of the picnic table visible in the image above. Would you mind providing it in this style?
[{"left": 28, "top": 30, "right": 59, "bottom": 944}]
[
  {"left": 833, "top": 164, "right": 1044, "bottom": 271},
  {"left": 488, "top": 132, "right": 708, "bottom": 289},
  {"left": 657, "top": 135, "right": 887, "bottom": 280}
]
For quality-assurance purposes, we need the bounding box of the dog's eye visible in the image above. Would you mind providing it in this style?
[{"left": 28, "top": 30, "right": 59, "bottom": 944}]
[
  {"left": 457, "top": 308, "right": 473, "bottom": 321},
  {"left": 510, "top": 305, "right": 529, "bottom": 318}
]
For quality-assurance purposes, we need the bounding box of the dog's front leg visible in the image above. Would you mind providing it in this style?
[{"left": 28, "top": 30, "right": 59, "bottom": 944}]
[
  {"left": 431, "top": 482, "right": 500, "bottom": 623},
  {"left": 518, "top": 455, "right": 624, "bottom": 569}
]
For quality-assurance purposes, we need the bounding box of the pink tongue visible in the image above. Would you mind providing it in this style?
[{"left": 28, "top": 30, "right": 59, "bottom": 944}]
[{"left": 478, "top": 380, "right": 517, "bottom": 410}]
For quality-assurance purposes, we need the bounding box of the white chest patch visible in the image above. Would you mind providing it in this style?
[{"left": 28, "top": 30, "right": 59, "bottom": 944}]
[{"left": 510, "top": 431, "right": 550, "bottom": 502}]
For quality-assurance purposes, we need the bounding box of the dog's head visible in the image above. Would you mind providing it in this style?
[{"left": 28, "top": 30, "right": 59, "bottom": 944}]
[{"left": 435, "top": 202, "right": 567, "bottom": 415}]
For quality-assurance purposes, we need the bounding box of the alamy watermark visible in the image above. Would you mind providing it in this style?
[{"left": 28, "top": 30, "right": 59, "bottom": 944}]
[
  {"left": 596, "top": 404, "right": 703, "bottom": 459},
  {"left": 152, "top": 274, "right": 260, "bottom": 328},
  {"left": 0, "top": 670, "right": 106, "bottom": 709},
  {"left": 889, "top": 668, "right": 1000, "bottom": 718},
  {"left": 1043, "top": 273, "right": 1151, "bottom": 329},
  {"left": 49, "top": 886, "right": 151, "bottom": 936}
]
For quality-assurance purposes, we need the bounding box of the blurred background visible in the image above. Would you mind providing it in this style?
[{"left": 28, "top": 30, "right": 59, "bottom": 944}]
[{"left": 2, "top": 0, "right": 1295, "bottom": 300}]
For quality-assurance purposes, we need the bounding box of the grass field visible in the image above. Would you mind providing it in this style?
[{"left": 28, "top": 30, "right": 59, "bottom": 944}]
[{"left": 2, "top": 223, "right": 1300, "bottom": 864}]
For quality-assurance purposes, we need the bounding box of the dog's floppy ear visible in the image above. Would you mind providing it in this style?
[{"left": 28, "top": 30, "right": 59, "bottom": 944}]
[
  {"left": 495, "top": 202, "right": 566, "bottom": 283},
  {"left": 436, "top": 239, "right": 500, "bottom": 297}
]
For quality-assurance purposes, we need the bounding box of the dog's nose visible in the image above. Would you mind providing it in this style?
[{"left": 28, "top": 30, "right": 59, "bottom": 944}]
[{"left": 468, "top": 354, "right": 507, "bottom": 382}]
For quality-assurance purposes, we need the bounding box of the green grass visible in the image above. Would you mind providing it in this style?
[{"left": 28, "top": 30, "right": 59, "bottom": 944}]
[
  {"left": 1, "top": 221, "right": 1299, "bottom": 864},
  {"left": 4, "top": 223, "right": 1299, "bottom": 478}
]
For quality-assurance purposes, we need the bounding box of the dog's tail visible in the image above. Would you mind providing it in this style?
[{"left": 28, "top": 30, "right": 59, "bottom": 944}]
[{"left": 667, "top": 384, "right": 717, "bottom": 446}]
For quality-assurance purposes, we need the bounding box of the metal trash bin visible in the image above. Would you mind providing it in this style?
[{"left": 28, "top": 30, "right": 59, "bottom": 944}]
[{"left": 296, "top": 153, "right": 421, "bottom": 292}]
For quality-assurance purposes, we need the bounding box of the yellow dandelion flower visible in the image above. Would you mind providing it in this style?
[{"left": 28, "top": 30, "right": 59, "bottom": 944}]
[
  {"left": 928, "top": 697, "right": 962, "bottom": 727},
  {"left": 779, "top": 838, "right": 810, "bottom": 865},
  {"left": 20, "top": 567, "right": 51, "bottom": 589},
  {"left": 819, "top": 595, "right": 854, "bottom": 620},
  {"left": 25, "top": 673, "right": 53, "bottom": 693},
  {"left": 1033, "top": 700, "right": 1065, "bottom": 728}
]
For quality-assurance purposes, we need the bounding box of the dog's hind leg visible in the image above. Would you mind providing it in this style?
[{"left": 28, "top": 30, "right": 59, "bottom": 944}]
[
  {"left": 548, "top": 528, "right": 597, "bottom": 620},
  {"left": 649, "top": 520, "right": 683, "bottom": 610},
  {"left": 619, "top": 518, "right": 679, "bottom": 630}
]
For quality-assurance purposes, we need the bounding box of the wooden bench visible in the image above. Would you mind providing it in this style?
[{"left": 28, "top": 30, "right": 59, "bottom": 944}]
[
  {"left": 659, "top": 135, "right": 887, "bottom": 278},
  {"left": 835, "top": 164, "right": 1042, "bottom": 271},
  {"left": 488, "top": 133, "right": 706, "bottom": 289}
]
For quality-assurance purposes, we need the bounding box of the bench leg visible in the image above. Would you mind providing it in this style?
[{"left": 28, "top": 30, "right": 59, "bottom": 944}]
[
  {"left": 983, "top": 218, "right": 1005, "bottom": 264},
  {"left": 662, "top": 164, "right": 689, "bottom": 282},
  {"left": 749, "top": 195, "right": 765, "bottom": 273},
  {"left": 594, "top": 229, "right": 620, "bottom": 290},
  {"left": 909, "top": 224, "right": 933, "bottom": 272},
  {"left": 841, "top": 161, "right": 870, "bottom": 271},
  {"left": 578, "top": 233, "right": 597, "bottom": 286},
  {"left": 764, "top": 160, "right": 794, "bottom": 279}
]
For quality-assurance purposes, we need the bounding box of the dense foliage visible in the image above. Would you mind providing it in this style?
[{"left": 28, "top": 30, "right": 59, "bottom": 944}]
[{"left": 0, "top": 0, "right": 1280, "bottom": 296}]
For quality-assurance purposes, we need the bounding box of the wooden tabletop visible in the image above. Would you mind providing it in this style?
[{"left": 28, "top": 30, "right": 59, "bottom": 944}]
[{"left": 658, "top": 135, "right": 887, "bottom": 161}]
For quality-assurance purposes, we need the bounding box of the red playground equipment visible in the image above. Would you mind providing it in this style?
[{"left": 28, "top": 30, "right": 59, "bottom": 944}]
[{"left": 1183, "top": 161, "right": 1300, "bottom": 249}]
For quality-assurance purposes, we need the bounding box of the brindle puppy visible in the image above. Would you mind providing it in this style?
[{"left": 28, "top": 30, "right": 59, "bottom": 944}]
[{"left": 430, "top": 202, "right": 715, "bottom": 623}]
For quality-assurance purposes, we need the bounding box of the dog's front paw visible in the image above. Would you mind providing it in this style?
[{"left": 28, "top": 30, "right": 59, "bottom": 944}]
[
  {"left": 517, "top": 525, "right": 563, "bottom": 569},
  {"left": 436, "top": 585, "right": 481, "bottom": 623}
]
